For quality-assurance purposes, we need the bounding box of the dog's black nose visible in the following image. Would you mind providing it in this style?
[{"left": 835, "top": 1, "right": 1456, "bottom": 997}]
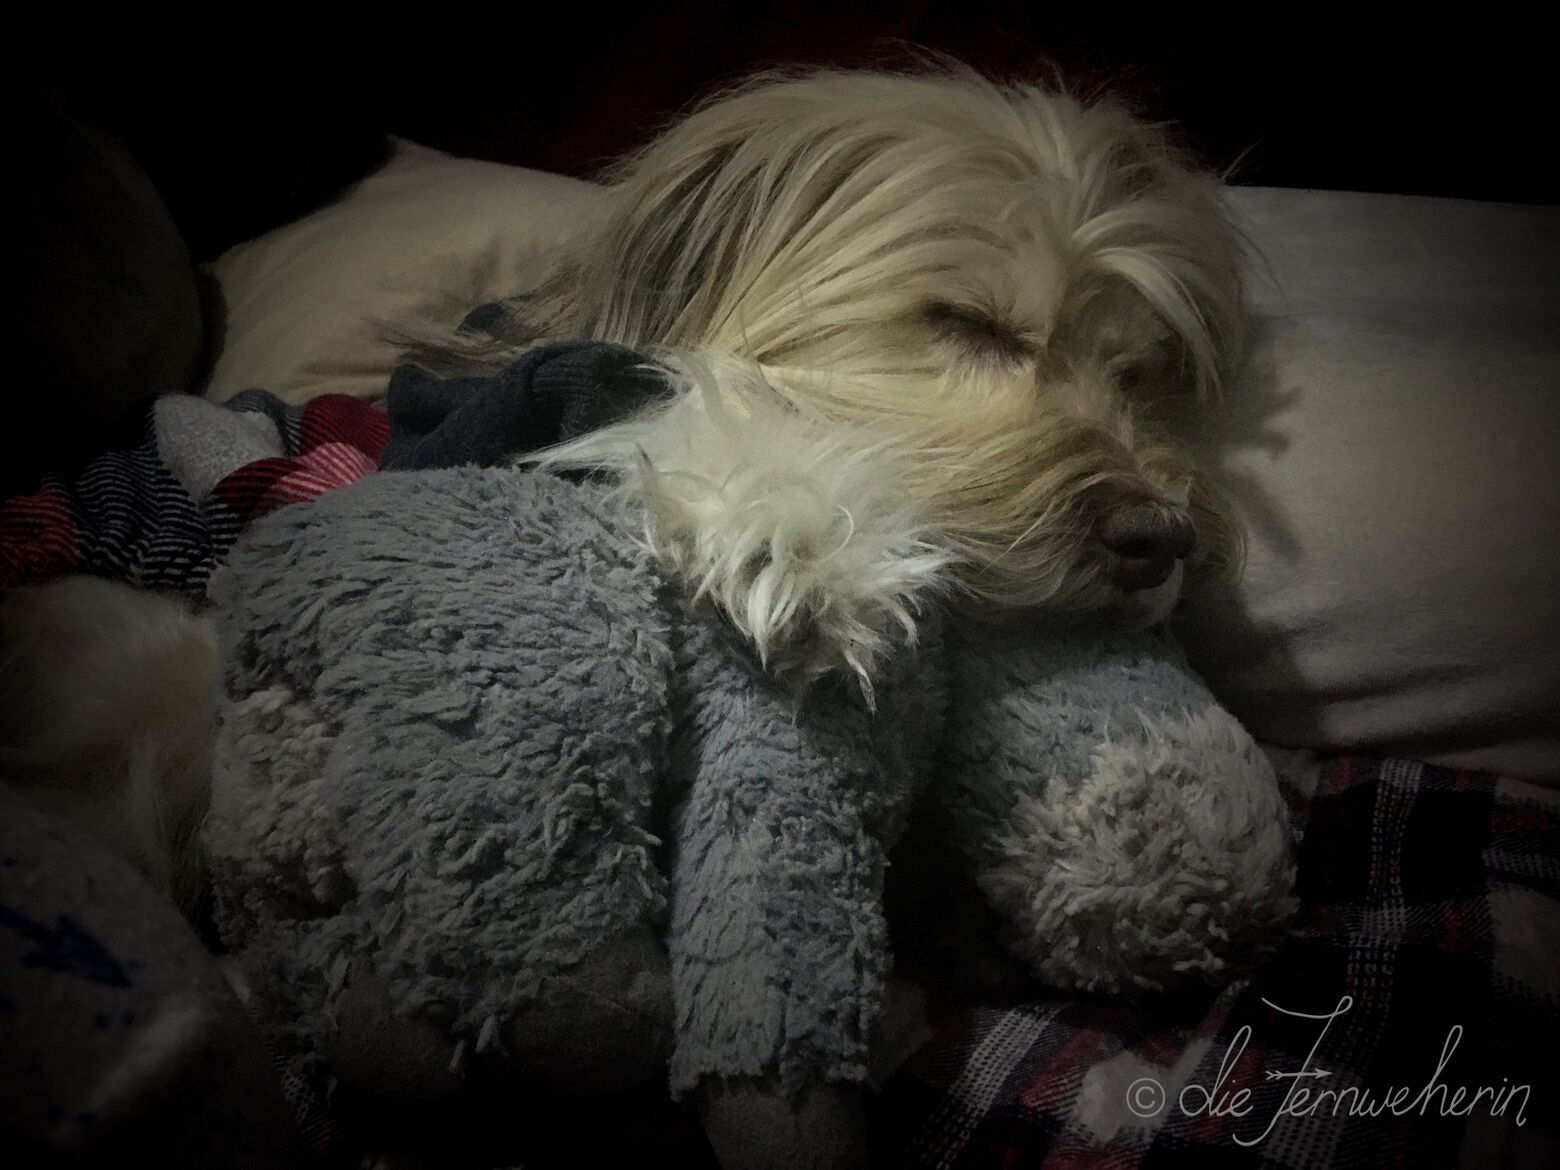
[{"left": 1096, "top": 503, "right": 1196, "bottom": 590}]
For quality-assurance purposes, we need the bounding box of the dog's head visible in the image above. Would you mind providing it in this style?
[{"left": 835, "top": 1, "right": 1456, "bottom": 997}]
[{"left": 524, "top": 66, "right": 1246, "bottom": 688}]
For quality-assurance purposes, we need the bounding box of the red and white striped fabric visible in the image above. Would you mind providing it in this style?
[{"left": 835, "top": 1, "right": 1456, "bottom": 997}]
[{"left": 1, "top": 391, "right": 388, "bottom": 596}]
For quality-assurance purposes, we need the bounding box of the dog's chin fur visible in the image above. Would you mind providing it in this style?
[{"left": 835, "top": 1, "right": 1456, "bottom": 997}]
[{"left": 455, "top": 64, "right": 1246, "bottom": 690}]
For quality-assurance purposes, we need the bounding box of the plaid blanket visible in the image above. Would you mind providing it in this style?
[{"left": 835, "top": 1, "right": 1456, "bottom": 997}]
[{"left": 872, "top": 753, "right": 1560, "bottom": 1169}]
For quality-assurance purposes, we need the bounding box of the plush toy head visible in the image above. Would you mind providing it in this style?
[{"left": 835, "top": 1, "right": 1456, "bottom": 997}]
[{"left": 937, "top": 614, "right": 1298, "bottom": 995}]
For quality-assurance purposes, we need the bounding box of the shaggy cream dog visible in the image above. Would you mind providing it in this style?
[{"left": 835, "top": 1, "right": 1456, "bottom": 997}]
[
  {"left": 2, "top": 63, "right": 1248, "bottom": 1170},
  {"left": 3, "top": 63, "right": 1244, "bottom": 898}
]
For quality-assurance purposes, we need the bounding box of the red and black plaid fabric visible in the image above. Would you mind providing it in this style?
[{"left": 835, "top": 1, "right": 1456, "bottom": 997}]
[{"left": 873, "top": 755, "right": 1560, "bottom": 1169}]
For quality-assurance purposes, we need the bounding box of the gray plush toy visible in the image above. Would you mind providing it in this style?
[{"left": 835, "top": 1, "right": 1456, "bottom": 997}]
[{"left": 204, "top": 461, "right": 1295, "bottom": 1170}]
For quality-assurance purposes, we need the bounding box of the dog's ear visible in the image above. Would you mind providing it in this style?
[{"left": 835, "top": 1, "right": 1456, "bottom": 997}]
[
  {"left": 568, "top": 76, "right": 866, "bottom": 353},
  {"left": 1066, "top": 101, "right": 1248, "bottom": 399},
  {"left": 577, "top": 131, "right": 764, "bottom": 350}
]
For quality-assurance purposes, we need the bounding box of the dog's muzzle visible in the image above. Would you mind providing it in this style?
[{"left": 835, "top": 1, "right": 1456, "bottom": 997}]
[{"left": 1095, "top": 502, "right": 1196, "bottom": 591}]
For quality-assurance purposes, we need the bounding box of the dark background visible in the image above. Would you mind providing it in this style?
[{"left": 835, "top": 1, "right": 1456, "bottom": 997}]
[{"left": 32, "top": 8, "right": 1556, "bottom": 261}]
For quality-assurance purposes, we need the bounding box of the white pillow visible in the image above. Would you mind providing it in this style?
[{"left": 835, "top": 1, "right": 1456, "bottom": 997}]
[
  {"left": 1177, "top": 188, "right": 1560, "bottom": 784},
  {"left": 202, "top": 140, "right": 606, "bottom": 403}
]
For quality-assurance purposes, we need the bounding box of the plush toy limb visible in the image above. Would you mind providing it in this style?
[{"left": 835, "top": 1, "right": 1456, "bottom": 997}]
[
  {"left": 939, "top": 615, "right": 1297, "bottom": 995},
  {"left": 660, "top": 620, "right": 941, "bottom": 1167},
  {"left": 663, "top": 658, "right": 896, "bottom": 1097}
]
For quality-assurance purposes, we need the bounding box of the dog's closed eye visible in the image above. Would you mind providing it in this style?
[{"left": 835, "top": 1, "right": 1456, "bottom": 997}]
[
  {"left": 922, "top": 300, "right": 1036, "bottom": 364},
  {"left": 1114, "top": 339, "right": 1186, "bottom": 400}
]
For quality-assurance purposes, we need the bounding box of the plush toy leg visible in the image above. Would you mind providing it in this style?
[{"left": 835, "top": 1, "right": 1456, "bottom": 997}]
[
  {"left": 940, "top": 617, "right": 1297, "bottom": 994},
  {"left": 697, "top": 1076, "right": 868, "bottom": 1170},
  {"left": 662, "top": 646, "right": 935, "bottom": 1169}
]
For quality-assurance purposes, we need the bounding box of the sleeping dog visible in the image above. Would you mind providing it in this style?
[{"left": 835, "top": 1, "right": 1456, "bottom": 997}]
[{"left": 2, "top": 60, "right": 1246, "bottom": 1169}]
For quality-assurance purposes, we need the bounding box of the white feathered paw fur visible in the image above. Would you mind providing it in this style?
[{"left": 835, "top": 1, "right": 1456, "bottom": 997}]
[{"left": 539, "top": 358, "right": 954, "bottom": 701}]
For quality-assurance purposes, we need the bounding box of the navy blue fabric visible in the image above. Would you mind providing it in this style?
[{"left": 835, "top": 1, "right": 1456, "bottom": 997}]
[{"left": 381, "top": 336, "right": 670, "bottom": 472}]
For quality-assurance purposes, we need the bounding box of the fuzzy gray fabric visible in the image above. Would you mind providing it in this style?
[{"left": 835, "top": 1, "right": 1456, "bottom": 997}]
[
  {"left": 379, "top": 335, "right": 670, "bottom": 472},
  {"left": 205, "top": 465, "right": 944, "bottom": 1098},
  {"left": 939, "top": 616, "right": 1298, "bottom": 994}
]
